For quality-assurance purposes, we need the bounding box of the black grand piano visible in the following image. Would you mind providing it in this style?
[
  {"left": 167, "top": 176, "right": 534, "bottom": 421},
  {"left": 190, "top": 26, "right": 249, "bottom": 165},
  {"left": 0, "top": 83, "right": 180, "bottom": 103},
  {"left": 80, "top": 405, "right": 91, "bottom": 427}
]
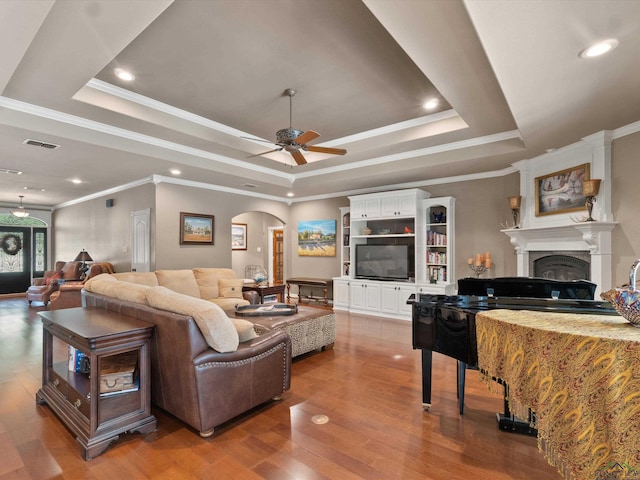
[{"left": 411, "top": 277, "right": 618, "bottom": 433}]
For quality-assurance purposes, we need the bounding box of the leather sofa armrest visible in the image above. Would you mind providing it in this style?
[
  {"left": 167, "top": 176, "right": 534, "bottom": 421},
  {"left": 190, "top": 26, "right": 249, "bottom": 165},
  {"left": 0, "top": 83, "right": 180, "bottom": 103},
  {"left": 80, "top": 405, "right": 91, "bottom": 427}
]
[
  {"left": 243, "top": 290, "right": 260, "bottom": 304},
  {"left": 33, "top": 278, "right": 46, "bottom": 286}
]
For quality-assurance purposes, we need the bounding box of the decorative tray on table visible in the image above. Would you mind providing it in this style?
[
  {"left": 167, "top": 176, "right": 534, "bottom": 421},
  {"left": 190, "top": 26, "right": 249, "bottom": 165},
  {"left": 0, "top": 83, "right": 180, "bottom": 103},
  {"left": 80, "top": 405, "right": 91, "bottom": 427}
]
[{"left": 235, "top": 303, "right": 298, "bottom": 317}]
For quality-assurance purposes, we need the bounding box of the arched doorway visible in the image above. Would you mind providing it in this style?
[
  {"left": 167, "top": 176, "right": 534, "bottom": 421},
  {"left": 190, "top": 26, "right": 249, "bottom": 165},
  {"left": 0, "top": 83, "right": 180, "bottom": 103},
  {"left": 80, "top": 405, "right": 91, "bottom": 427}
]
[
  {"left": 232, "top": 211, "right": 285, "bottom": 284},
  {"left": 0, "top": 214, "right": 48, "bottom": 294}
]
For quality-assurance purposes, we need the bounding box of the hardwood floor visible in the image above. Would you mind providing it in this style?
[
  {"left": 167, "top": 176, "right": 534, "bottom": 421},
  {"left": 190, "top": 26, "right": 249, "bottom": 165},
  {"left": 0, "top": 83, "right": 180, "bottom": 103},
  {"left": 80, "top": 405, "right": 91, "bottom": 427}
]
[{"left": 0, "top": 298, "right": 560, "bottom": 479}]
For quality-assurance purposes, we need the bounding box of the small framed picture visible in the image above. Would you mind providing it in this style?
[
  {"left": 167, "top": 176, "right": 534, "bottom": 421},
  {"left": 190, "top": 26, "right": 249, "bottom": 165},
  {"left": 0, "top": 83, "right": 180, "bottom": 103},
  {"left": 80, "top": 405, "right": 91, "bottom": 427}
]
[
  {"left": 232, "top": 223, "right": 247, "bottom": 250},
  {"left": 180, "top": 212, "right": 214, "bottom": 245}
]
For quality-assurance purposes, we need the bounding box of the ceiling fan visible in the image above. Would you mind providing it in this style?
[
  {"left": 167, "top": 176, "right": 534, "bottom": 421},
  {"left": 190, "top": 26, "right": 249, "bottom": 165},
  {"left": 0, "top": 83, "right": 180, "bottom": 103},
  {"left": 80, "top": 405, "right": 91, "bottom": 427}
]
[{"left": 246, "top": 88, "right": 347, "bottom": 165}]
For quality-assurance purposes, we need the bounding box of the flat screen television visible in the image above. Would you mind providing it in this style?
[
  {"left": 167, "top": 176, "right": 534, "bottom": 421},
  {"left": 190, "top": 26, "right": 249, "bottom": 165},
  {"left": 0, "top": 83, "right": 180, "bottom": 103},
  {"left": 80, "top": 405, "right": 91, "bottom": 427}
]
[{"left": 355, "top": 244, "right": 411, "bottom": 281}]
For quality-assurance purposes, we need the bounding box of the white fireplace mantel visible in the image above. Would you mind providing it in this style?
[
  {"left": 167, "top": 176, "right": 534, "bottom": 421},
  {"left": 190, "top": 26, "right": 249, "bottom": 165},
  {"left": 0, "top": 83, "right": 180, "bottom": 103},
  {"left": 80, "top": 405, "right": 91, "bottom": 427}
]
[
  {"left": 505, "top": 131, "right": 618, "bottom": 296},
  {"left": 503, "top": 222, "right": 617, "bottom": 296}
]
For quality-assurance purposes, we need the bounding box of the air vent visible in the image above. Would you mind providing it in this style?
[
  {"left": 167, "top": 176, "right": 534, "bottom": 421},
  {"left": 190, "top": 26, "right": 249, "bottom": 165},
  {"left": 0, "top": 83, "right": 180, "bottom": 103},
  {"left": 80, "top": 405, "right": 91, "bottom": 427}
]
[
  {"left": 23, "top": 186, "right": 46, "bottom": 192},
  {"left": 0, "top": 168, "right": 23, "bottom": 175},
  {"left": 23, "top": 138, "right": 60, "bottom": 149}
]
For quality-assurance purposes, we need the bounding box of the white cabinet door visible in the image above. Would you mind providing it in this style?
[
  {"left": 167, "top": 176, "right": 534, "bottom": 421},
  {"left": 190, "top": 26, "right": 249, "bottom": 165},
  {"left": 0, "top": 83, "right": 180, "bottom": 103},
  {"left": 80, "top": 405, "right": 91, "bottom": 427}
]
[
  {"left": 381, "top": 284, "right": 415, "bottom": 315},
  {"left": 352, "top": 197, "right": 381, "bottom": 219},
  {"left": 350, "top": 281, "right": 366, "bottom": 309},
  {"left": 380, "top": 284, "right": 400, "bottom": 314},
  {"left": 350, "top": 281, "right": 380, "bottom": 312},
  {"left": 333, "top": 278, "right": 350, "bottom": 309},
  {"left": 380, "top": 193, "right": 417, "bottom": 217}
]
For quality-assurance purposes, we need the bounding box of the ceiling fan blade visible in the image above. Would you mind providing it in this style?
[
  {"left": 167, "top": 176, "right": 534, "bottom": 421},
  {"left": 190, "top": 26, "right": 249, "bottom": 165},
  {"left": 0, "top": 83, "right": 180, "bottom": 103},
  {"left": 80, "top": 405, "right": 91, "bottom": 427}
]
[
  {"left": 305, "top": 145, "right": 347, "bottom": 156},
  {"left": 291, "top": 150, "right": 307, "bottom": 165},
  {"left": 295, "top": 130, "right": 320, "bottom": 145},
  {"left": 246, "top": 148, "right": 282, "bottom": 158}
]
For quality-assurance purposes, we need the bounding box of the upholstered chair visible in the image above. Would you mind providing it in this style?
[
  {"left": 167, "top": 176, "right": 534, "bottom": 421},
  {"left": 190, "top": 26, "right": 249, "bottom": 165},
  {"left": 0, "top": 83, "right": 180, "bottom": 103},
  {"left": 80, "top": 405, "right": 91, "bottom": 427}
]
[
  {"left": 49, "top": 262, "right": 115, "bottom": 310},
  {"left": 26, "top": 261, "right": 83, "bottom": 306}
]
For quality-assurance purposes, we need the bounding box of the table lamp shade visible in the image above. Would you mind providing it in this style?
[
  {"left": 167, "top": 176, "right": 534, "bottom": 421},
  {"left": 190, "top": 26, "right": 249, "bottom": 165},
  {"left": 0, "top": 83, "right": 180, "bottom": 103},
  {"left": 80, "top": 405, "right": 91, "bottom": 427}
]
[{"left": 74, "top": 250, "right": 93, "bottom": 262}]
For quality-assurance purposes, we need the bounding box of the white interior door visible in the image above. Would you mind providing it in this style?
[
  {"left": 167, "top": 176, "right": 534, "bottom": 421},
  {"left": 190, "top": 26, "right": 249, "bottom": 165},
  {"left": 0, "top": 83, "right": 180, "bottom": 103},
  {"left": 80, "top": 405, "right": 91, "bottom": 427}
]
[{"left": 131, "top": 208, "right": 151, "bottom": 272}]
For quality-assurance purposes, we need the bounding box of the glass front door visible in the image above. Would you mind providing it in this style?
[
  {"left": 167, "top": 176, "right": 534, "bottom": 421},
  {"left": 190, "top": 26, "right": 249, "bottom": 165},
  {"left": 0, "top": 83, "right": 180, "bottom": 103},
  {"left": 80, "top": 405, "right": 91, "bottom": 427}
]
[{"left": 0, "top": 226, "right": 47, "bottom": 294}]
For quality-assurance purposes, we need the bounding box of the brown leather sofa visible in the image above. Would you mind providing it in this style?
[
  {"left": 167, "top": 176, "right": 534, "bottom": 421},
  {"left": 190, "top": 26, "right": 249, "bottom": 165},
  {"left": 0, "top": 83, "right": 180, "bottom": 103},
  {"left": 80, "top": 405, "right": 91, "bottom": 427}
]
[
  {"left": 82, "top": 288, "right": 291, "bottom": 437},
  {"left": 49, "top": 262, "right": 115, "bottom": 310},
  {"left": 26, "top": 261, "right": 83, "bottom": 306}
]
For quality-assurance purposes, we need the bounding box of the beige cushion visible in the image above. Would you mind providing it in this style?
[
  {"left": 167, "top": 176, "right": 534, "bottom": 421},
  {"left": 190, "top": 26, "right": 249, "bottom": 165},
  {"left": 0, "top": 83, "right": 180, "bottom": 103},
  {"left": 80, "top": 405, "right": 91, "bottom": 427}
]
[
  {"left": 219, "top": 278, "right": 244, "bottom": 298},
  {"left": 193, "top": 268, "right": 221, "bottom": 299},
  {"left": 231, "top": 318, "right": 258, "bottom": 343},
  {"left": 146, "top": 286, "right": 239, "bottom": 353},
  {"left": 111, "top": 272, "right": 159, "bottom": 287},
  {"left": 155, "top": 269, "right": 201, "bottom": 298},
  {"left": 210, "top": 297, "right": 250, "bottom": 312},
  {"left": 84, "top": 276, "right": 150, "bottom": 305}
]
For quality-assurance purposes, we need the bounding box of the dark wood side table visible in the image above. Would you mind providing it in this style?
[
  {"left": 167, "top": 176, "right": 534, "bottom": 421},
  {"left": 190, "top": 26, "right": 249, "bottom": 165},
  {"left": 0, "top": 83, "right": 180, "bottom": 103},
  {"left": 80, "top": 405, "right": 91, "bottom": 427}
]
[
  {"left": 242, "top": 284, "right": 286, "bottom": 303},
  {"left": 36, "top": 307, "right": 157, "bottom": 460}
]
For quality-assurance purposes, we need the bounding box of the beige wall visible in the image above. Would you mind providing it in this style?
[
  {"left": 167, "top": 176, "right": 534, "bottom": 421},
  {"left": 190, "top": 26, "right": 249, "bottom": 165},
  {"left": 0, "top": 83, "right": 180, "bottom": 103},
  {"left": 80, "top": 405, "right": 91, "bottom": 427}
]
[
  {"left": 52, "top": 183, "right": 155, "bottom": 272},
  {"left": 425, "top": 173, "right": 520, "bottom": 281},
  {"left": 611, "top": 131, "right": 640, "bottom": 286},
  {"left": 231, "top": 211, "right": 283, "bottom": 278},
  {"left": 288, "top": 197, "right": 347, "bottom": 280},
  {"left": 154, "top": 183, "right": 289, "bottom": 273}
]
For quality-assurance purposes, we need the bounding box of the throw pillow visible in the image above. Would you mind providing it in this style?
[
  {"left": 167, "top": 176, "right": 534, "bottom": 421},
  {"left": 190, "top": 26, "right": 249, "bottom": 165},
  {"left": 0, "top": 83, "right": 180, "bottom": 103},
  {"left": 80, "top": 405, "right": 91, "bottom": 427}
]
[
  {"left": 146, "top": 286, "right": 239, "bottom": 353},
  {"left": 232, "top": 318, "right": 258, "bottom": 343},
  {"left": 219, "top": 278, "right": 244, "bottom": 298},
  {"left": 155, "top": 269, "right": 201, "bottom": 298},
  {"left": 193, "top": 268, "right": 221, "bottom": 299},
  {"left": 45, "top": 271, "right": 61, "bottom": 286}
]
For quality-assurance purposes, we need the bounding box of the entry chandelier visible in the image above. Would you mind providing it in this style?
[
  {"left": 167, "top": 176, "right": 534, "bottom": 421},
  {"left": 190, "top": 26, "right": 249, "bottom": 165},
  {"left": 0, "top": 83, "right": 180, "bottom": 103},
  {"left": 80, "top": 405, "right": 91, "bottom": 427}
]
[{"left": 11, "top": 195, "right": 29, "bottom": 218}]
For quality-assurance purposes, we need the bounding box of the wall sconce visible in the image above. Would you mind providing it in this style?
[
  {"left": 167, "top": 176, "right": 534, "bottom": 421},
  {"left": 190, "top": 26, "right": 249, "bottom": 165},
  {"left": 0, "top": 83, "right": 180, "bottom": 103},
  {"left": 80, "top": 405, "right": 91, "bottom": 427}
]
[
  {"left": 582, "top": 179, "right": 601, "bottom": 221},
  {"left": 508, "top": 195, "right": 522, "bottom": 228}
]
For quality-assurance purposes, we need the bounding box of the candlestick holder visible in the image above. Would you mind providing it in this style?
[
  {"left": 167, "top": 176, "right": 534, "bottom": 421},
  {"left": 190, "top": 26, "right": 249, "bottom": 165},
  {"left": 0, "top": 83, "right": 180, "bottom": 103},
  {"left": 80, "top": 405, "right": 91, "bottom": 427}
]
[{"left": 469, "top": 264, "right": 488, "bottom": 278}]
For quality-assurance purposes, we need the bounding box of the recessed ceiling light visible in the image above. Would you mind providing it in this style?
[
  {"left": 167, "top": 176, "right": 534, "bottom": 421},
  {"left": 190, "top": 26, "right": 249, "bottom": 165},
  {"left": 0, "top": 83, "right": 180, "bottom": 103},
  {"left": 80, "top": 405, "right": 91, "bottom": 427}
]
[
  {"left": 71, "top": 178, "right": 82, "bottom": 184},
  {"left": 114, "top": 68, "right": 135, "bottom": 81},
  {"left": 169, "top": 168, "right": 181, "bottom": 175},
  {"left": 287, "top": 192, "right": 294, "bottom": 197},
  {"left": 423, "top": 98, "right": 439, "bottom": 110},
  {"left": 579, "top": 39, "right": 619, "bottom": 58}
]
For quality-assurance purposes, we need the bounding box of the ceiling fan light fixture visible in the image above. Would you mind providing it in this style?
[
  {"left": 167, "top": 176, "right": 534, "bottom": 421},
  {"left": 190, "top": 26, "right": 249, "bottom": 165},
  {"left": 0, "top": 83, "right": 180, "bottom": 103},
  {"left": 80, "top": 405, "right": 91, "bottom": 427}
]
[
  {"left": 11, "top": 195, "right": 29, "bottom": 218},
  {"left": 579, "top": 39, "right": 618, "bottom": 58}
]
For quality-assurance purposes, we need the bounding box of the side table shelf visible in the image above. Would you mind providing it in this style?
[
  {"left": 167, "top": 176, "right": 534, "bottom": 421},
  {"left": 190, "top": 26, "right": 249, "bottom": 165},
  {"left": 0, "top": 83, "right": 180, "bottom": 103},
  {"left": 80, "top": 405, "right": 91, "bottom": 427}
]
[{"left": 36, "top": 307, "right": 157, "bottom": 460}]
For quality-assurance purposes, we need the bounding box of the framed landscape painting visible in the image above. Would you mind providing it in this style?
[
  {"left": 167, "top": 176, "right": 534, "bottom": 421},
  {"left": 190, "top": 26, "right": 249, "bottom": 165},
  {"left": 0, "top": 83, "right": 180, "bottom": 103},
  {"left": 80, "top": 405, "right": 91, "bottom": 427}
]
[
  {"left": 231, "top": 223, "right": 247, "bottom": 250},
  {"left": 298, "top": 219, "right": 336, "bottom": 257},
  {"left": 180, "top": 212, "right": 214, "bottom": 245},
  {"left": 535, "top": 163, "right": 590, "bottom": 216}
]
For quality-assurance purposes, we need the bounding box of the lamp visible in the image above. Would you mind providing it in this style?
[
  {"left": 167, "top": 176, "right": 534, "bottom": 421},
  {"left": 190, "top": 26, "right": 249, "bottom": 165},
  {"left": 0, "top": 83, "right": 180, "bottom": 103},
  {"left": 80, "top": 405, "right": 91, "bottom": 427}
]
[
  {"left": 508, "top": 195, "right": 522, "bottom": 228},
  {"left": 74, "top": 249, "right": 93, "bottom": 277},
  {"left": 582, "top": 179, "right": 601, "bottom": 221},
  {"left": 11, "top": 195, "right": 29, "bottom": 218}
]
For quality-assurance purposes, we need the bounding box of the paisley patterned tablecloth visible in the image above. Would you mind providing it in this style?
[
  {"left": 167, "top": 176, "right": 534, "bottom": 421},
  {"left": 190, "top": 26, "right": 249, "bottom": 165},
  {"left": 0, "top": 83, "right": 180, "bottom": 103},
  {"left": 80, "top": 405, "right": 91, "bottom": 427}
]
[{"left": 476, "top": 309, "right": 640, "bottom": 480}]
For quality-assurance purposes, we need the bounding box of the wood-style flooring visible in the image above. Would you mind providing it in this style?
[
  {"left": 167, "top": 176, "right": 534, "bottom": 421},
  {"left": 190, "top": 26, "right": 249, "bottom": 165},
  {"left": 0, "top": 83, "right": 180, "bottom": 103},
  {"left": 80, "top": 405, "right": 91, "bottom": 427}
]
[{"left": 0, "top": 298, "right": 560, "bottom": 479}]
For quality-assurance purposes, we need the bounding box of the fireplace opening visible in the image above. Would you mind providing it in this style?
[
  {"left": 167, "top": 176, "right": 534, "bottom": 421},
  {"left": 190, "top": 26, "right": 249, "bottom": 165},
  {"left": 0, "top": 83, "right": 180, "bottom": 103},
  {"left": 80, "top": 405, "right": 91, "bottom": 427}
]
[{"left": 531, "top": 251, "right": 590, "bottom": 281}]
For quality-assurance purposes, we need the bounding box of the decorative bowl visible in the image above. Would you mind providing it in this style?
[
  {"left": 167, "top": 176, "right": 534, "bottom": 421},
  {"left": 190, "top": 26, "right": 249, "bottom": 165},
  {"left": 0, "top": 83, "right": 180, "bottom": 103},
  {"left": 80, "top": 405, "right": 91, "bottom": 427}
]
[
  {"left": 363, "top": 227, "right": 372, "bottom": 235},
  {"left": 377, "top": 229, "right": 391, "bottom": 235},
  {"left": 601, "top": 259, "right": 640, "bottom": 326}
]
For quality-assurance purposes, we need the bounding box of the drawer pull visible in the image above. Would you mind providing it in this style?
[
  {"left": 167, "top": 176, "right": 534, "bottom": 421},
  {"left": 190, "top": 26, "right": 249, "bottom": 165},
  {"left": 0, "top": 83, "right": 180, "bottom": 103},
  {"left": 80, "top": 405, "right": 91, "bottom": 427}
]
[{"left": 73, "top": 399, "right": 82, "bottom": 409}]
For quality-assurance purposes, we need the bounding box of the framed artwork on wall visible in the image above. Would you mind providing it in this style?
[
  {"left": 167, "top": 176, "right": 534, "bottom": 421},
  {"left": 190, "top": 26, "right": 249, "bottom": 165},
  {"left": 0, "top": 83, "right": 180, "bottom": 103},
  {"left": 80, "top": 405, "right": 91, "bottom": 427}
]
[
  {"left": 231, "top": 223, "right": 247, "bottom": 250},
  {"left": 297, "top": 219, "right": 336, "bottom": 257},
  {"left": 535, "top": 163, "right": 590, "bottom": 216},
  {"left": 180, "top": 212, "right": 214, "bottom": 245}
]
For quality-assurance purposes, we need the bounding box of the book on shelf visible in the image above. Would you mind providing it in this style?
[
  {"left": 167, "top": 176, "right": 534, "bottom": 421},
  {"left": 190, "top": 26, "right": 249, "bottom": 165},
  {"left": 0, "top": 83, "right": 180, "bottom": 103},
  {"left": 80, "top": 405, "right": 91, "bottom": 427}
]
[{"left": 68, "top": 346, "right": 87, "bottom": 373}]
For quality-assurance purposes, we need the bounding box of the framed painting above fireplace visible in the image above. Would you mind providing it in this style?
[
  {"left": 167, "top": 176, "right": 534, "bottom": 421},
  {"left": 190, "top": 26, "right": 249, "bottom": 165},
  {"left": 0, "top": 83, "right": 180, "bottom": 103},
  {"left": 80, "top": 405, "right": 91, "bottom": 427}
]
[{"left": 535, "top": 163, "right": 590, "bottom": 216}]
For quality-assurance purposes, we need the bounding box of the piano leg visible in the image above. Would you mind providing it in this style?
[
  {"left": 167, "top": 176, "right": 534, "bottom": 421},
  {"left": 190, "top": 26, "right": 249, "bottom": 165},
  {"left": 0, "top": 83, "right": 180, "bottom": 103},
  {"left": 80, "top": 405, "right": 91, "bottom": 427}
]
[
  {"left": 421, "top": 350, "right": 432, "bottom": 411},
  {"left": 496, "top": 383, "right": 537, "bottom": 436},
  {"left": 458, "top": 361, "right": 466, "bottom": 415}
]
